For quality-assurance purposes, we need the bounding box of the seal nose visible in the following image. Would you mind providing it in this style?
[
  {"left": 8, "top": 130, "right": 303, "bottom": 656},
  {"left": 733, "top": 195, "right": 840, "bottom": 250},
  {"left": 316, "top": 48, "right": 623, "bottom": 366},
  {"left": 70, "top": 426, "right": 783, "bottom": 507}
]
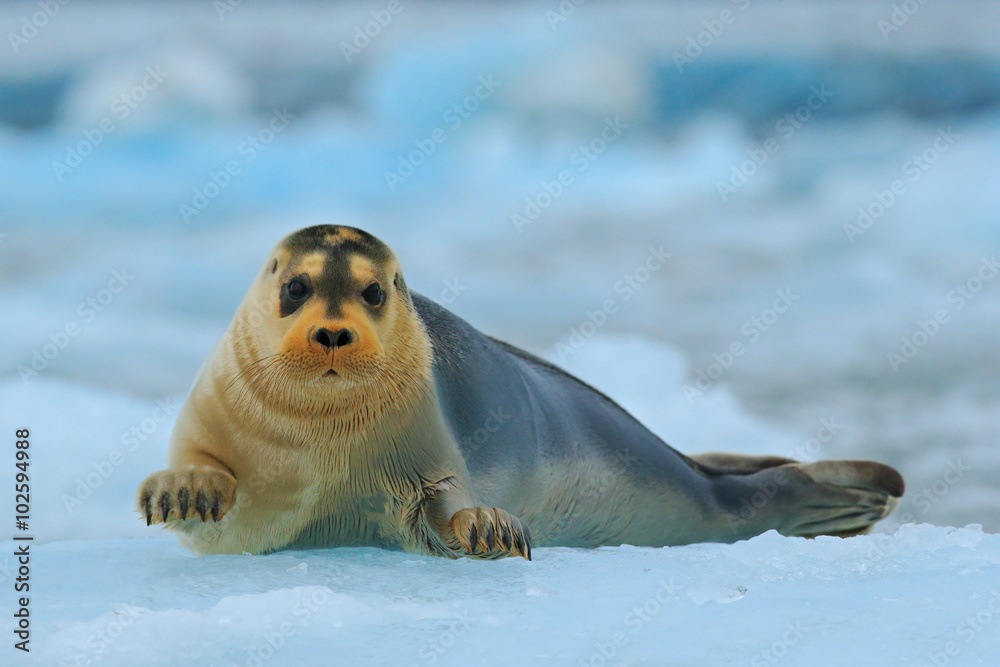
[{"left": 314, "top": 327, "right": 354, "bottom": 351}]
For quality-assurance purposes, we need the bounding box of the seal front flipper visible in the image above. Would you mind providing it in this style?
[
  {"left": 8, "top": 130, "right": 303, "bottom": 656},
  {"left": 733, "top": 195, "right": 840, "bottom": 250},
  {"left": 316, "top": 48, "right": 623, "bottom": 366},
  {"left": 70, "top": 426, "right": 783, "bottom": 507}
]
[
  {"left": 136, "top": 464, "right": 237, "bottom": 525},
  {"left": 421, "top": 476, "right": 532, "bottom": 561},
  {"left": 446, "top": 507, "right": 532, "bottom": 561}
]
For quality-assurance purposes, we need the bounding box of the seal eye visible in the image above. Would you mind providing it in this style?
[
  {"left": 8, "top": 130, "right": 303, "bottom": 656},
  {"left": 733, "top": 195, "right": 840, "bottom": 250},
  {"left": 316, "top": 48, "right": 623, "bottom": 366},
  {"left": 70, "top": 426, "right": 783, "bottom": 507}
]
[
  {"left": 279, "top": 275, "right": 312, "bottom": 318},
  {"left": 287, "top": 278, "right": 309, "bottom": 300},
  {"left": 362, "top": 282, "right": 384, "bottom": 307}
]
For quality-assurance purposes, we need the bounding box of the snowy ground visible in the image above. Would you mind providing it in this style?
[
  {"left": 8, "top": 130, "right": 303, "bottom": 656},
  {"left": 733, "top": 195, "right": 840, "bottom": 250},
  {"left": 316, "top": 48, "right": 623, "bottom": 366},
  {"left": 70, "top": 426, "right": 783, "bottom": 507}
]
[{"left": 1, "top": 1, "right": 999, "bottom": 664}]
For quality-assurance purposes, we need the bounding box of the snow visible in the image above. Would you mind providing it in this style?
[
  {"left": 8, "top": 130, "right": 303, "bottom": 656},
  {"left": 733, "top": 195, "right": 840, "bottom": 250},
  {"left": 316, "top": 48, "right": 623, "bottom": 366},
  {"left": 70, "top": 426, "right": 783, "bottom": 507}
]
[{"left": 1, "top": 1, "right": 999, "bottom": 663}]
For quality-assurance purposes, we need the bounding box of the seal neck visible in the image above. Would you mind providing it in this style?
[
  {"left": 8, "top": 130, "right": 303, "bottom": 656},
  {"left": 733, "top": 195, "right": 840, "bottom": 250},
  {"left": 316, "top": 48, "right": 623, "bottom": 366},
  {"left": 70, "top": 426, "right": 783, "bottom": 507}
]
[{"left": 222, "top": 300, "right": 436, "bottom": 445}]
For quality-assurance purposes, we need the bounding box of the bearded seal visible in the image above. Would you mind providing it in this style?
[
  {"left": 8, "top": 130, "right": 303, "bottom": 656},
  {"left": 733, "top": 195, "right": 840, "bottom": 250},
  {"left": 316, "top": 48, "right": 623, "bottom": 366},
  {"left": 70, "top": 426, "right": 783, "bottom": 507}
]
[{"left": 136, "top": 225, "right": 904, "bottom": 560}]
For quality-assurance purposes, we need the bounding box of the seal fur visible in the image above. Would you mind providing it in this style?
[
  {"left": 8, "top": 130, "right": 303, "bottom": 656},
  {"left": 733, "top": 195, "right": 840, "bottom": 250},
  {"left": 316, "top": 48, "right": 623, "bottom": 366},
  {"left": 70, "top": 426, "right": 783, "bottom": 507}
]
[{"left": 137, "top": 225, "right": 904, "bottom": 559}]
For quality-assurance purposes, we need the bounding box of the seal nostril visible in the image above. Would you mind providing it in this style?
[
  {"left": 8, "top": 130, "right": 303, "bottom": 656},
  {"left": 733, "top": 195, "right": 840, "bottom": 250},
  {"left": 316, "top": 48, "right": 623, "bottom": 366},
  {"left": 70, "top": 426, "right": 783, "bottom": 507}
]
[
  {"left": 314, "top": 327, "right": 354, "bottom": 350},
  {"left": 314, "top": 328, "right": 333, "bottom": 350},
  {"left": 335, "top": 329, "right": 354, "bottom": 348}
]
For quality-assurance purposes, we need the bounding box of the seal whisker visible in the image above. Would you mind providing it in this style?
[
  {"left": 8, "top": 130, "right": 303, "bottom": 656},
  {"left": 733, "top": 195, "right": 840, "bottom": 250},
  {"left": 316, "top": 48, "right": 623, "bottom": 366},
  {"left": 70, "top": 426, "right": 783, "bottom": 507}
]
[{"left": 224, "top": 352, "right": 282, "bottom": 396}]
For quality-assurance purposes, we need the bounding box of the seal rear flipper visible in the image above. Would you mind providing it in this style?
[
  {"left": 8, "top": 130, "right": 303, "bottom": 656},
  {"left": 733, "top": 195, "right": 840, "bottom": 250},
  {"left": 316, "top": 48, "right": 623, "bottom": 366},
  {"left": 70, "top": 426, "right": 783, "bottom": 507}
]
[
  {"left": 773, "top": 460, "right": 905, "bottom": 539},
  {"left": 691, "top": 452, "right": 798, "bottom": 475},
  {"left": 712, "top": 460, "right": 904, "bottom": 541}
]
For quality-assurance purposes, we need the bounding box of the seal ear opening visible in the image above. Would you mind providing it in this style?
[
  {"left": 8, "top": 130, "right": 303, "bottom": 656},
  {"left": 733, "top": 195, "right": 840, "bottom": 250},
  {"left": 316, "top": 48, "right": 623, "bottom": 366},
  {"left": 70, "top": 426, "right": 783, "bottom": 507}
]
[{"left": 393, "top": 272, "right": 411, "bottom": 297}]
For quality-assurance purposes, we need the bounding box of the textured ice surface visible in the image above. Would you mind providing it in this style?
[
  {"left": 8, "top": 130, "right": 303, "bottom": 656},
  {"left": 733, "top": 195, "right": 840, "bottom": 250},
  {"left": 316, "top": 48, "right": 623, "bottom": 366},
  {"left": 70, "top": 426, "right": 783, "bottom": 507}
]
[
  {"left": 1, "top": 340, "right": 997, "bottom": 664},
  {"left": 3, "top": 527, "right": 999, "bottom": 666}
]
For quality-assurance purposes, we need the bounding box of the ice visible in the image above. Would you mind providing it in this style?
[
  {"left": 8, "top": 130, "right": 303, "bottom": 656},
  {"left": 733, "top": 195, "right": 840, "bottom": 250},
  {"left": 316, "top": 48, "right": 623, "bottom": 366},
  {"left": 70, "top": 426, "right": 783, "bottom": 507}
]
[
  {"left": 3, "top": 527, "right": 998, "bottom": 665},
  {"left": 56, "top": 41, "right": 256, "bottom": 131},
  {"left": 2, "top": 335, "right": 996, "bottom": 663},
  {"left": 0, "top": 378, "right": 176, "bottom": 543}
]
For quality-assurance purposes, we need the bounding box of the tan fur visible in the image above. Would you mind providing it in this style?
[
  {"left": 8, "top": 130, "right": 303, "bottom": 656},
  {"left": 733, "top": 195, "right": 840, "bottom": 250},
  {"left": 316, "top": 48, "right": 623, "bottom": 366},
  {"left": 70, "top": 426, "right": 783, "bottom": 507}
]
[
  {"left": 136, "top": 227, "right": 531, "bottom": 559},
  {"left": 348, "top": 254, "right": 378, "bottom": 284},
  {"left": 325, "top": 228, "right": 364, "bottom": 244},
  {"left": 296, "top": 252, "right": 327, "bottom": 280}
]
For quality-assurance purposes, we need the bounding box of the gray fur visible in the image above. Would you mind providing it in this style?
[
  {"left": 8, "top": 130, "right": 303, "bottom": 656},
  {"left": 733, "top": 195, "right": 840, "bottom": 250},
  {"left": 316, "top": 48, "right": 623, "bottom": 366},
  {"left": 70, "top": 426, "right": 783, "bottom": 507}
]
[{"left": 412, "top": 293, "right": 903, "bottom": 547}]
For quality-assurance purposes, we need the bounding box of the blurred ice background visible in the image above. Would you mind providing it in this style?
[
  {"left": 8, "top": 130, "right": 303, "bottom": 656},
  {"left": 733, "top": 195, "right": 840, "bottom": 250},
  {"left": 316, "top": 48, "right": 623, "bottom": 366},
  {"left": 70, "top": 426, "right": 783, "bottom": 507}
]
[{"left": 1, "top": 1, "right": 999, "bottom": 548}]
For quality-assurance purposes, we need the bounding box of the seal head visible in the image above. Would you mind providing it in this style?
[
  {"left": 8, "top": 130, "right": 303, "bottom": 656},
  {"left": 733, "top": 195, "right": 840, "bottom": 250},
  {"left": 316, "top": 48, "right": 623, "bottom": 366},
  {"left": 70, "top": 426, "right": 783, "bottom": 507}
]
[{"left": 230, "top": 225, "right": 431, "bottom": 429}]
